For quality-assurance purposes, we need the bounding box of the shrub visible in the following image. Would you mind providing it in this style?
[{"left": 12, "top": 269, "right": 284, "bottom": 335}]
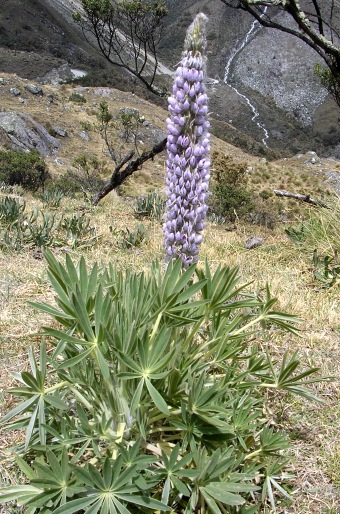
[
  {"left": 134, "top": 192, "right": 165, "bottom": 221},
  {"left": 118, "top": 223, "right": 147, "bottom": 249},
  {"left": 69, "top": 91, "right": 86, "bottom": 103},
  {"left": 0, "top": 150, "right": 49, "bottom": 191},
  {"left": 0, "top": 253, "right": 324, "bottom": 513},
  {"left": 209, "top": 151, "right": 254, "bottom": 221},
  {"left": 39, "top": 188, "right": 64, "bottom": 208},
  {"left": 0, "top": 196, "right": 25, "bottom": 225},
  {"left": 53, "top": 156, "right": 107, "bottom": 197},
  {"left": 62, "top": 212, "right": 94, "bottom": 248}
]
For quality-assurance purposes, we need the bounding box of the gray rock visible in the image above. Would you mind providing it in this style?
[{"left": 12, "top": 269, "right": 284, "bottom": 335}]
[
  {"left": 0, "top": 78, "right": 5, "bottom": 85},
  {"left": 37, "top": 64, "right": 73, "bottom": 85},
  {"left": 54, "top": 126, "right": 68, "bottom": 137},
  {"left": 245, "top": 236, "right": 264, "bottom": 250},
  {"left": 24, "top": 84, "right": 43, "bottom": 96},
  {"left": 78, "top": 131, "right": 90, "bottom": 141},
  {"left": 304, "top": 151, "right": 321, "bottom": 165},
  {"left": 94, "top": 88, "right": 112, "bottom": 97},
  {"left": 54, "top": 158, "right": 66, "bottom": 166},
  {"left": 10, "top": 87, "right": 21, "bottom": 96},
  {"left": 0, "top": 112, "right": 60, "bottom": 156}
]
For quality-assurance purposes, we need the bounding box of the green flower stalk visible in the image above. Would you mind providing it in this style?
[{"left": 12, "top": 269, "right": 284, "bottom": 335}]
[{"left": 163, "top": 13, "right": 210, "bottom": 267}]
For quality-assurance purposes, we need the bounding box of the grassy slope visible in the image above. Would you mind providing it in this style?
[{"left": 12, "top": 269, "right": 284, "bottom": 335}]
[{"left": 0, "top": 74, "right": 339, "bottom": 513}]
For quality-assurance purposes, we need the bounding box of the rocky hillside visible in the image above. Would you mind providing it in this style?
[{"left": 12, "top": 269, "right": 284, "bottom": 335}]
[{"left": 0, "top": 0, "right": 339, "bottom": 158}]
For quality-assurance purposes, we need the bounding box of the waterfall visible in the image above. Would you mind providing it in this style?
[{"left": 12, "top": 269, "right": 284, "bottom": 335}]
[{"left": 224, "top": 9, "right": 269, "bottom": 147}]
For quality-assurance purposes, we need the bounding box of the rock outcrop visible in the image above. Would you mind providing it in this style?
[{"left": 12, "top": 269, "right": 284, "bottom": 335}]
[{"left": 0, "top": 112, "right": 60, "bottom": 156}]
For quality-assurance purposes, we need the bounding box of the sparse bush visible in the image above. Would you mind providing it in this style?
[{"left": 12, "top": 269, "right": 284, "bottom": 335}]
[
  {"left": 259, "top": 189, "right": 274, "bottom": 200},
  {"left": 118, "top": 223, "right": 147, "bottom": 249},
  {"left": 69, "top": 91, "right": 86, "bottom": 103},
  {"left": 53, "top": 156, "right": 107, "bottom": 197},
  {"left": 62, "top": 212, "right": 93, "bottom": 248},
  {"left": 209, "top": 151, "right": 254, "bottom": 221},
  {"left": 80, "top": 121, "right": 92, "bottom": 131},
  {"left": 134, "top": 192, "right": 165, "bottom": 221},
  {"left": 313, "top": 249, "right": 340, "bottom": 289},
  {"left": 0, "top": 150, "right": 49, "bottom": 192},
  {"left": 39, "top": 188, "right": 64, "bottom": 208},
  {"left": 0, "top": 197, "right": 25, "bottom": 225}
]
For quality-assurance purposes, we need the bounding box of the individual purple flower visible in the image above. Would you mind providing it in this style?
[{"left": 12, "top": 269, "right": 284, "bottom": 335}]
[{"left": 163, "top": 13, "right": 210, "bottom": 267}]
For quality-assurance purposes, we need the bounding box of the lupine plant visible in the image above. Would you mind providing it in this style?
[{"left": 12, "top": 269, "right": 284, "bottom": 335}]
[
  {"left": 0, "top": 13, "right": 328, "bottom": 514},
  {"left": 164, "top": 13, "right": 210, "bottom": 266},
  {"left": 0, "top": 252, "right": 325, "bottom": 513}
]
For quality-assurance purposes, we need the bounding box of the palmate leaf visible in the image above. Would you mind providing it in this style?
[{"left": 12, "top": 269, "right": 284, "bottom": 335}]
[
  {"left": 201, "top": 484, "right": 245, "bottom": 506},
  {"left": 0, "top": 485, "right": 43, "bottom": 504}
]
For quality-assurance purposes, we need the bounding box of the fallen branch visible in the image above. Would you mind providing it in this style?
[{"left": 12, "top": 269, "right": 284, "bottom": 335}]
[
  {"left": 273, "top": 189, "right": 329, "bottom": 208},
  {"left": 92, "top": 138, "right": 167, "bottom": 205}
]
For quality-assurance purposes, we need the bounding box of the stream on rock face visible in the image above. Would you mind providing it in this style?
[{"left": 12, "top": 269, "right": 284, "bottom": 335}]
[{"left": 224, "top": 8, "right": 269, "bottom": 147}]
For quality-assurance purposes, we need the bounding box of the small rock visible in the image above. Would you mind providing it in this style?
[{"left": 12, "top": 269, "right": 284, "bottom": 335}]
[
  {"left": 0, "top": 78, "right": 5, "bottom": 85},
  {"left": 54, "top": 126, "right": 68, "bottom": 137},
  {"left": 245, "top": 236, "right": 264, "bottom": 250},
  {"left": 24, "top": 84, "right": 43, "bottom": 96},
  {"left": 54, "top": 158, "right": 66, "bottom": 166},
  {"left": 10, "top": 87, "right": 21, "bottom": 96},
  {"left": 78, "top": 131, "right": 90, "bottom": 141}
]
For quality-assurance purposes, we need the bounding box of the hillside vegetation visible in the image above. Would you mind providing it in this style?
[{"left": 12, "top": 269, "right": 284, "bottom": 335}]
[{"left": 0, "top": 67, "right": 339, "bottom": 513}]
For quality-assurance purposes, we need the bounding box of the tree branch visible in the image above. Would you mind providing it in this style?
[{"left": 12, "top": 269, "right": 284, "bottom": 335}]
[
  {"left": 92, "top": 138, "right": 167, "bottom": 205},
  {"left": 273, "top": 189, "right": 329, "bottom": 208}
]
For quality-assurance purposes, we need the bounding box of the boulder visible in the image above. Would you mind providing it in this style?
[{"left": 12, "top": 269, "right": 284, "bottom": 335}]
[
  {"left": 10, "top": 87, "right": 21, "bottom": 96},
  {"left": 0, "top": 112, "right": 60, "bottom": 156},
  {"left": 24, "top": 84, "right": 43, "bottom": 96},
  {"left": 54, "top": 126, "right": 68, "bottom": 137}
]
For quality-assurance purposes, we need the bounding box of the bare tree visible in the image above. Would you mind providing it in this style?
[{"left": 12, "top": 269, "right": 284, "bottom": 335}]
[
  {"left": 219, "top": 0, "right": 340, "bottom": 106},
  {"left": 73, "top": 0, "right": 168, "bottom": 96}
]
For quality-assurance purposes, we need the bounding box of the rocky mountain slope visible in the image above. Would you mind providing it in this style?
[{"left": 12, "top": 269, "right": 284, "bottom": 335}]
[{"left": 0, "top": 0, "right": 339, "bottom": 158}]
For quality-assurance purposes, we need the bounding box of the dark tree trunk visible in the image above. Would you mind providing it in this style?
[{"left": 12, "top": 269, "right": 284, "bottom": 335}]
[{"left": 92, "top": 138, "right": 167, "bottom": 205}]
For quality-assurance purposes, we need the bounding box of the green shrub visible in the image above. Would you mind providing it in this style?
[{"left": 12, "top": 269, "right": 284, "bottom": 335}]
[
  {"left": 53, "top": 156, "right": 107, "bottom": 197},
  {"left": 69, "top": 91, "right": 87, "bottom": 103},
  {"left": 0, "top": 254, "right": 324, "bottom": 513},
  {"left": 118, "top": 223, "right": 147, "bottom": 249},
  {"left": 0, "top": 150, "right": 49, "bottom": 191},
  {"left": 62, "top": 212, "right": 94, "bottom": 248},
  {"left": 209, "top": 151, "right": 254, "bottom": 221},
  {"left": 0, "top": 196, "right": 25, "bottom": 225},
  {"left": 259, "top": 189, "right": 273, "bottom": 200},
  {"left": 134, "top": 192, "right": 165, "bottom": 221},
  {"left": 313, "top": 249, "right": 340, "bottom": 289},
  {"left": 39, "top": 188, "right": 64, "bottom": 208}
]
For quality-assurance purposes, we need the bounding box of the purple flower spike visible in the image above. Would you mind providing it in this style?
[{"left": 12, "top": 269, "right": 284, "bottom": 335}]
[{"left": 163, "top": 13, "right": 210, "bottom": 267}]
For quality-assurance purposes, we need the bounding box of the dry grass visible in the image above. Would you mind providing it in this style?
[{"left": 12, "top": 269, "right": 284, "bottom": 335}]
[
  {"left": 0, "top": 74, "right": 339, "bottom": 513},
  {"left": 0, "top": 192, "right": 339, "bottom": 513}
]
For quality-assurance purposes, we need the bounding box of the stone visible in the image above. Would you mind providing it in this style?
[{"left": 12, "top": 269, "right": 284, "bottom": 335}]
[
  {"left": 54, "top": 158, "right": 66, "bottom": 166},
  {"left": 304, "top": 151, "right": 321, "bottom": 165},
  {"left": 78, "top": 131, "right": 90, "bottom": 141},
  {"left": 10, "top": 87, "right": 21, "bottom": 96},
  {"left": 54, "top": 126, "right": 68, "bottom": 137},
  {"left": 245, "top": 236, "right": 264, "bottom": 249},
  {"left": 24, "top": 84, "right": 43, "bottom": 96},
  {"left": 0, "top": 111, "right": 60, "bottom": 156}
]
